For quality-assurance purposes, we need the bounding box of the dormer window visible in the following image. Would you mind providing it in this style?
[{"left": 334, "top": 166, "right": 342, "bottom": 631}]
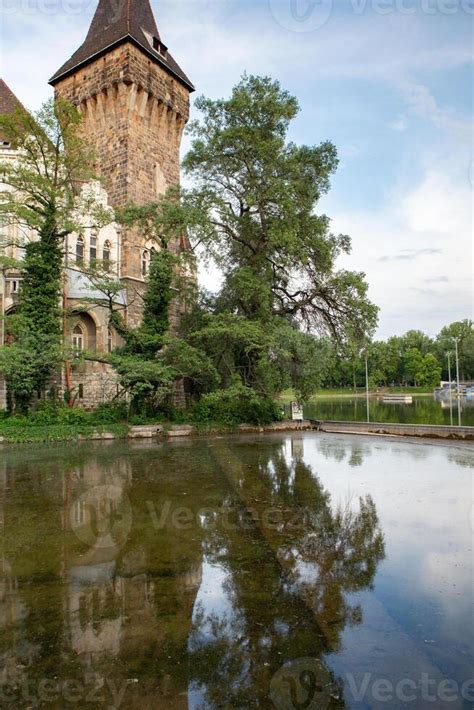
[{"left": 152, "top": 37, "right": 168, "bottom": 57}]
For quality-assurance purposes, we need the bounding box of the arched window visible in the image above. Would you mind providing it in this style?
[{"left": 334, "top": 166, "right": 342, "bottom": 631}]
[
  {"left": 90, "top": 231, "right": 97, "bottom": 262},
  {"left": 72, "top": 324, "right": 84, "bottom": 354},
  {"left": 141, "top": 249, "right": 150, "bottom": 277},
  {"left": 107, "top": 327, "right": 114, "bottom": 353},
  {"left": 103, "top": 240, "right": 111, "bottom": 271},
  {"left": 76, "top": 236, "right": 85, "bottom": 266}
]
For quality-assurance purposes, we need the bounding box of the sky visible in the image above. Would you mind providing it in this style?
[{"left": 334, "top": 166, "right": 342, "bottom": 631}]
[{"left": 0, "top": 0, "right": 472, "bottom": 338}]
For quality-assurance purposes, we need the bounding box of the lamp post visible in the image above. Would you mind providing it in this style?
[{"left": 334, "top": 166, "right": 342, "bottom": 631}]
[
  {"left": 365, "top": 352, "right": 370, "bottom": 423},
  {"left": 454, "top": 337, "right": 461, "bottom": 426},
  {"left": 446, "top": 351, "right": 453, "bottom": 426}
]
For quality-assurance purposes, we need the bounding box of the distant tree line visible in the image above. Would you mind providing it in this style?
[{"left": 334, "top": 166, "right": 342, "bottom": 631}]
[{"left": 318, "top": 320, "right": 474, "bottom": 391}]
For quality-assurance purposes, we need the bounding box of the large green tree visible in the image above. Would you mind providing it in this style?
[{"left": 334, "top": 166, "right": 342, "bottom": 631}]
[
  {"left": 183, "top": 75, "right": 377, "bottom": 334},
  {"left": 178, "top": 75, "right": 378, "bottom": 400}
]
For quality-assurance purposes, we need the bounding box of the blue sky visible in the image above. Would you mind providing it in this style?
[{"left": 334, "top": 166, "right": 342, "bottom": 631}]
[{"left": 1, "top": 0, "right": 472, "bottom": 337}]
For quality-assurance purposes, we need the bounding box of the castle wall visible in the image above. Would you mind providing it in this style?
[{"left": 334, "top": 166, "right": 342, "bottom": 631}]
[
  {"left": 1, "top": 38, "right": 192, "bottom": 411},
  {"left": 55, "top": 44, "right": 189, "bottom": 282}
]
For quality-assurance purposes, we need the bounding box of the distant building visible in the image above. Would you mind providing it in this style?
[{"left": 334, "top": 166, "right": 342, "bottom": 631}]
[{"left": 0, "top": 0, "right": 194, "bottom": 410}]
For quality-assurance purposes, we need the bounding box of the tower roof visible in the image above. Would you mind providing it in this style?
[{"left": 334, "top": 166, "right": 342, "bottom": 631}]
[
  {"left": 0, "top": 79, "right": 25, "bottom": 142},
  {"left": 49, "top": 0, "right": 194, "bottom": 91}
]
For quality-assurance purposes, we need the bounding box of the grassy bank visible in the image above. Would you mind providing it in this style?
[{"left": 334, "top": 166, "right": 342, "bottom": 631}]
[
  {"left": 0, "top": 422, "right": 130, "bottom": 444},
  {"left": 0, "top": 394, "right": 282, "bottom": 444},
  {"left": 0, "top": 406, "right": 130, "bottom": 443}
]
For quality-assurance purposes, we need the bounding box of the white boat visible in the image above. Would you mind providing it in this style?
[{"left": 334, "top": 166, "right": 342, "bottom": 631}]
[{"left": 382, "top": 395, "right": 413, "bottom": 404}]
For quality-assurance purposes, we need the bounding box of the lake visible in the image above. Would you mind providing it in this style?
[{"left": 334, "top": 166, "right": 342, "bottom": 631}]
[
  {"left": 0, "top": 434, "right": 472, "bottom": 708},
  {"left": 302, "top": 395, "right": 474, "bottom": 427}
]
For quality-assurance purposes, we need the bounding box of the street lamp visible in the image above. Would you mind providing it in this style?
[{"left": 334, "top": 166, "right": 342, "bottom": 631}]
[
  {"left": 446, "top": 351, "right": 453, "bottom": 426},
  {"left": 454, "top": 337, "right": 462, "bottom": 426},
  {"left": 365, "top": 352, "right": 370, "bottom": 423}
]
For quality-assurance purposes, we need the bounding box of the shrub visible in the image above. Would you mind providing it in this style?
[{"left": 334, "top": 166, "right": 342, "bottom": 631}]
[
  {"left": 29, "top": 402, "right": 61, "bottom": 426},
  {"left": 0, "top": 413, "right": 28, "bottom": 427},
  {"left": 56, "top": 408, "right": 90, "bottom": 425},
  {"left": 192, "top": 386, "right": 282, "bottom": 426},
  {"left": 89, "top": 403, "right": 128, "bottom": 425}
]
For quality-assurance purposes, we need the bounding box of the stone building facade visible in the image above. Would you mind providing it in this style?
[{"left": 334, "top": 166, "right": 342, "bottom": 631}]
[{"left": 0, "top": 0, "right": 193, "bottom": 410}]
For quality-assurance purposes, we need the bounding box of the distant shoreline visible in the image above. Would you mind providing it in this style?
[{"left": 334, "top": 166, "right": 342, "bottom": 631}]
[{"left": 279, "top": 389, "right": 434, "bottom": 402}]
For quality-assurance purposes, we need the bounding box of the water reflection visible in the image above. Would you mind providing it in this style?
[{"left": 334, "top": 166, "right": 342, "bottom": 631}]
[
  {"left": 186, "top": 438, "right": 385, "bottom": 707},
  {"left": 0, "top": 436, "right": 471, "bottom": 708},
  {"left": 304, "top": 395, "right": 474, "bottom": 427},
  {"left": 316, "top": 437, "right": 373, "bottom": 467}
]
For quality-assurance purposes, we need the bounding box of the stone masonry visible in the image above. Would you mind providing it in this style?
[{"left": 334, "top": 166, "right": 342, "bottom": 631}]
[
  {"left": 53, "top": 42, "right": 192, "bottom": 329},
  {"left": 0, "top": 0, "right": 193, "bottom": 409}
]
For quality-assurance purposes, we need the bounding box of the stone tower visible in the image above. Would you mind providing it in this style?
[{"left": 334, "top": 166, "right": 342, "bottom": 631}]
[{"left": 49, "top": 0, "right": 194, "bottom": 326}]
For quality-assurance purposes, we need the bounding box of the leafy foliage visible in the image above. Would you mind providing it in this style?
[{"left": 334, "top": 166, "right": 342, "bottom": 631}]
[
  {"left": 182, "top": 307, "right": 332, "bottom": 402},
  {"left": 0, "top": 99, "right": 95, "bottom": 411},
  {"left": 152, "top": 75, "right": 378, "bottom": 406},
  {"left": 94, "top": 76, "right": 378, "bottom": 413},
  {"left": 192, "top": 384, "right": 282, "bottom": 426},
  {"left": 93, "top": 219, "right": 213, "bottom": 413},
  {"left": 317, "top": 321, "right": 473, "bottom": 389},
  {"left": 435, "top": 320, "right": 474, "bottom": 381},
  {"left": 181, "top": 75, "right": 378, "bottom": 341}
]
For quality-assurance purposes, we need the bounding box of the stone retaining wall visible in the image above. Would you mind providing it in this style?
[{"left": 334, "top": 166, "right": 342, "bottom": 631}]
[{"left": 317, "top": 420, "right": 474, "bottom": 441}]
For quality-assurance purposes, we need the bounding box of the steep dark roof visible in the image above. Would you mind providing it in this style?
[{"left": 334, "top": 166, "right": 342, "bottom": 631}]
[
  {"left": 0, "top": 79, "right": 24, "bottom": 142},
  {"left": 49, "top": 0, "right": 194, "bottom": 91}
]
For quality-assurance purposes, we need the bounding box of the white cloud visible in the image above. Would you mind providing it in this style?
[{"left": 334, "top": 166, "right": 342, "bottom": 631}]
[
  {"left": 398, "top": 81, "right": 472, "bottom": 139},
  {"left": 402, "top": 171, "right": 472, "bottom": 236},
  {"left": 389, "top": 117, "right": 408, "bottom": 131},
  {"left": 2, "top": 1, "right": 471, "bottom": 107},
  {"left": 332, "top": 166, "right": 472, "bottom": 338}
]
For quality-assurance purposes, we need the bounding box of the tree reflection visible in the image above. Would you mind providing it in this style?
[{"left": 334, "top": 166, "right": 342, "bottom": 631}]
[
  {"left": 287, "top": 490, "right": 384, "bottom": 648},
  {"left": 187, "top": 438, "right": 385, "bottom": 706},
  {"left": 316, "top": 437, "right": 372, "bottom": 467}
]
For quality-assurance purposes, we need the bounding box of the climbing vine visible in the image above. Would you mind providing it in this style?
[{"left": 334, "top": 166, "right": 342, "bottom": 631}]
[{"left": 0, "top": 99, "right": 95, "bottom": 411}]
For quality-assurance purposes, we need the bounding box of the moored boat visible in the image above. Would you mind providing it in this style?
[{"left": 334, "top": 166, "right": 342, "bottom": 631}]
[{"left": 382, "top": 395, "right": 413, "bottom": 404}]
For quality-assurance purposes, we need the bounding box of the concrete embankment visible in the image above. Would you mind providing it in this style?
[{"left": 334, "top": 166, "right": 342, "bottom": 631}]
[
  {"left": 314, "top": 420, "right": 474, "bottom": 441},
  {"left": 125, "top": 420, "right": 474, "bottom": 442}
]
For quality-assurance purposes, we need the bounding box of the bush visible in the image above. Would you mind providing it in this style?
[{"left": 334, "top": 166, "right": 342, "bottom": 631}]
[
  {"left": 0, "top": 402, "right": 130, "bottom": 429},
  {"left": 56, "top": 408, "right": 90, "bottom": 425},
  {"left": 192, "top": 386, "right": 282, "bottom": 426},
  {"left": 0, "top": 413, "right": 28, "bottom": 427},
  {"left": 28, "top": 403, "right": 61, "bottom": 426},
  {"left": 88, "top": 403, "right": 128, "bottom": 425}
]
